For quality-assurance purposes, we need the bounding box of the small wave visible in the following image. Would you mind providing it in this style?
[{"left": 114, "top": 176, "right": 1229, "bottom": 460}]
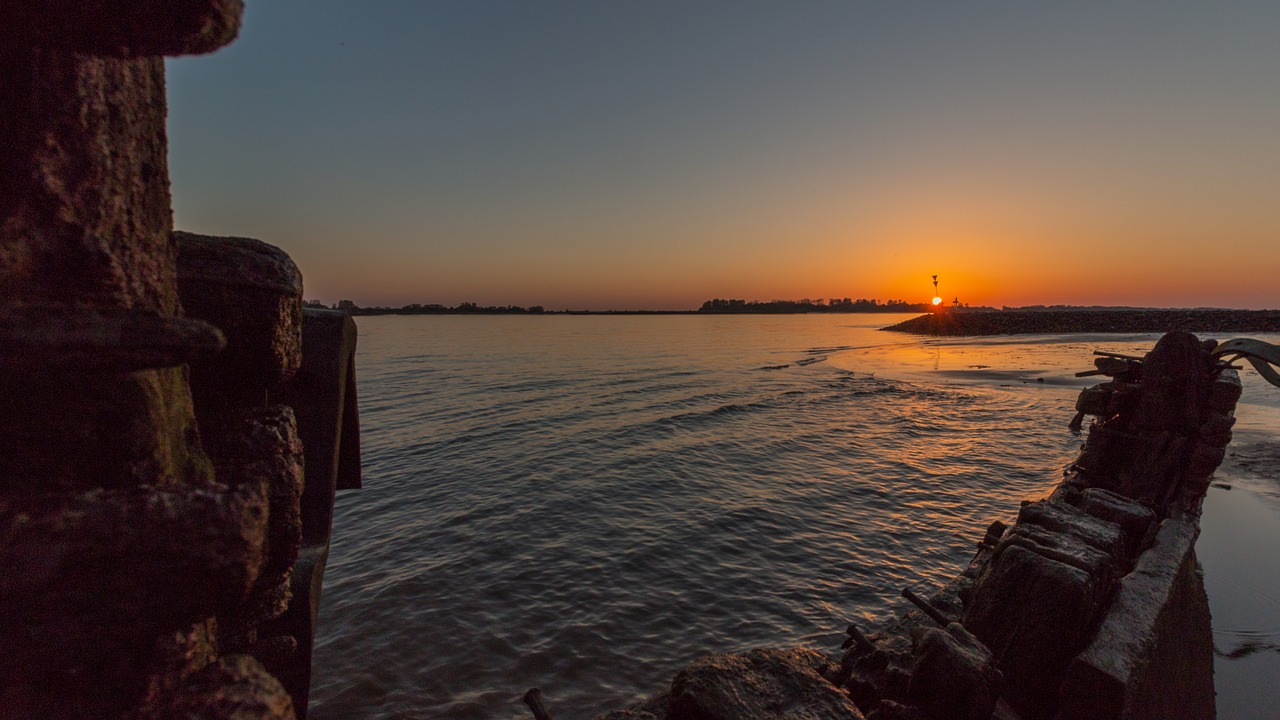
[
  {"left": 317, "top": 316, "right": 1223, "bottom": 720},
  {"left": 664, "top": 401, "right": 769, "bottom": 429},
  {"left": 1214, "top": 638, "right": 1280, "bottom": 660},
  {"left": 807, "top": 344, "right": 877, "bottom": 353}
]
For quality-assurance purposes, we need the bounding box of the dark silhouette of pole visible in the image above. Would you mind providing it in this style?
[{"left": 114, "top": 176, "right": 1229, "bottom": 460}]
[{"left": 524, "top": 688, "right": 554, "bottom": 720}]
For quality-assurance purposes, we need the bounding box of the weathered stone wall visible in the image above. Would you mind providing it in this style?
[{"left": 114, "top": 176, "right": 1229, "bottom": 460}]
[
  {"left": 1057, "top": 518, "right": 1215, "bottom": 720},
  {"left": 0, "top": 3, "right": 329, "bottom": 718}
]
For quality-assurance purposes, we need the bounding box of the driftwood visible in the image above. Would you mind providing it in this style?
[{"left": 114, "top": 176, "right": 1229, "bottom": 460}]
[
  {"left": 524, "top": 688, "right": 555, "bottom": 720},
  {"left": 901, "top": 587, "right": 952, "bottom": 628}
]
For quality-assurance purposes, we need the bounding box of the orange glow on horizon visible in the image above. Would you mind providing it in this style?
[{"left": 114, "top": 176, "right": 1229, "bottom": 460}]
[{"left": 292, "top": 222, "right": 1279, "bottom": 311}]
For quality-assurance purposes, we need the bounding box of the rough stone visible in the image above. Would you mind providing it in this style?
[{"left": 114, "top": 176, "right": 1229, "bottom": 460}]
[
  {"left": 0, "top": 2, "right": 324, "bottom": 717},
  {"left": 0, "top": 304, "right": 225, "bottom": 374},
  {"left": 1075, "top": 384, "right": 1114, "bottom": 416},
  {"left": 1074, "top": 382, "right": 1139, "bottom": 420},
  {"left": 1016, "top": 500, "right": 1126, "bottom": 558},
  {"left": 998, "top": 523, "right": 1118, "bottom": 587},
  {"left": 1117, "top": 432, "right": 1191, "bottom": 507},
  {"left": 1075, "top": 488, "right": 1155, "bottom": 558},
  {"left": 177, "top": 231, "right": 304, "bottom": 405},
  {"left": 1133, "top": 332, "right": 1210, "bottom": 436},
  {"left": 0, "top": 482, "right": 268, "bottom": 627},
  {"left": 1056, "top": 517, "right": 1213, "bottom": 720},
  {"left": 202, "top": 406, "right": 305, "bottom": 636},
  {"left": 840, "top": 571, "right": 985, "bottom": 715},
  {"left": 0, "top": 1, "right": 244, "bottom": 57},
  {"left": 0, "top": 50, "right": 176, "bottom": 312},
  {"left": 0, "top": 366, "right": 214, "bottom": 497},
  {"left": 138, "top": 618, "right": 220, "bottom": 704},
  {"left": 131, "top": 654, "right": 295, "bottom": 720},
  {"left": 865, "top": 700, "right": 922, "bottom": 720},
  {"left": 963, "top": 543, "right": 1104, "bottom": 720},
  {"left": 0, "top": 482, "right": 268, "bottom": 715},
  {"left": 667, "top": 648, "right": 864, "bottom": 720},
  {"left": 620, "top": 692, "right": 674, "bottom": 719},
  {"left": 907, "top": 622, "right": 1000, "bottom": 720},
  {"left": 1177, "top": 441, "right": 1227, "bottom": 512},
  {"left": 258, "top": 309, "right": 362, "bottom": 715},
  {"left": 1196, "top": 410, "right": 1236, "bottom": 449},
  {"left": 1208, "top": 368, "right": 1243, "bottom": 413}
]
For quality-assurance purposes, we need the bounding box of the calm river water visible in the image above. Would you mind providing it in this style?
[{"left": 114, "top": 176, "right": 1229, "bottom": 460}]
[{"left": 308, "top": 314, "right": 1280, "bottom": 719}]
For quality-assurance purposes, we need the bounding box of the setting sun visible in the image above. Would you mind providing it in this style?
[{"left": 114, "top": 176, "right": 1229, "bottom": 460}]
[{"left": 932, "top": 297, "right": 942, "bottom": 306}]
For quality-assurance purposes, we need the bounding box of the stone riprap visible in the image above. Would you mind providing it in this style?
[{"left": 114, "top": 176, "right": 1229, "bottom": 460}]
[
  {"left": 883, "top": 309, "right": 1280, "bottom": 336},
  {"left": 592, "top": 332, "right": 1236, "bottom": 720}
]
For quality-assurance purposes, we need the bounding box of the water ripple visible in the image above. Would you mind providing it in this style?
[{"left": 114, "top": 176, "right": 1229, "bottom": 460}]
[{"left": 312, "top": 316, "right": 1108, "bottom": 719}]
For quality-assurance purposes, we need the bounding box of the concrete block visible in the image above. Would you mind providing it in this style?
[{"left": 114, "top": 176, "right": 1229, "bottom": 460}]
[{"left": 1056, "top": 516, "right": 1212, "bottom": 720}]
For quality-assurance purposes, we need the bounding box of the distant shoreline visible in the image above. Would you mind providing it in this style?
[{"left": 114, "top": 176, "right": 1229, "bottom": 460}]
[
  {"left": 344, "top": 308, "right": 919, "bottom": 316},
  {"left": 345, "top": 308, "right": 703, "bottom": 316},
  {"left": 326, "top": 304, "right": 1280, "bottom": 329},
  {"left": 883, "top": 308, "right": 1280, "bottom": 336},
  {"left": 322, "top": 297, "right": 943, "bottom": 316}
]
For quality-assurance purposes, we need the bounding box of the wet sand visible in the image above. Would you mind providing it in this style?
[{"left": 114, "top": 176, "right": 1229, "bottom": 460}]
[{"left": 1197, "top": 445, "right": 1280, "bottom": 720}]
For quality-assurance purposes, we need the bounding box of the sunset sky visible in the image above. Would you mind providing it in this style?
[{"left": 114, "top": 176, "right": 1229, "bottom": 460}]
[{"left": 167, "top": 2, "right": 1280, "bottom": 311}]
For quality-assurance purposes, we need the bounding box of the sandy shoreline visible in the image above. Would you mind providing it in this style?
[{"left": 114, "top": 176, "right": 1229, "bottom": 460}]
[{"left": 883, "top": 309, "right": 1280, "bottom": 336}]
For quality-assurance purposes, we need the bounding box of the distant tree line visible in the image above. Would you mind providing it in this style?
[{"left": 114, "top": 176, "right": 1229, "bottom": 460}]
[
  {"left": 698, "top": 297, "right": 933, "bottom": 313},
  {"left": 301, "top": 297, "right": 985, "bottom": 315},
  {"left": 304, "top": 300, "right": 546, "bottom": 315}
]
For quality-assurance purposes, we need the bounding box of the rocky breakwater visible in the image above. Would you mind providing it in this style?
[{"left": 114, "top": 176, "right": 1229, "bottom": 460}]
[
  {"left": 581, "top": 332, "right": 1241, "bottom": 720},
  {"left": 1, "top": 4, "right": 359, "bottom": 719},
  {"left": 883, "top": 308, "right": 1280, "bottom": 336}
]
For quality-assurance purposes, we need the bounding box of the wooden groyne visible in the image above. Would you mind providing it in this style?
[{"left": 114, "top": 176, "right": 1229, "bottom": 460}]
[{"left": 564, "top": 331, "right": 1246, "bottom": 720}]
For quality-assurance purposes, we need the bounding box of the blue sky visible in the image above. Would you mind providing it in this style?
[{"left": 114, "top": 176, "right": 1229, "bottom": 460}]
[{"left": 168, "top": 2, "right": 1280, "bottom": 309}]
